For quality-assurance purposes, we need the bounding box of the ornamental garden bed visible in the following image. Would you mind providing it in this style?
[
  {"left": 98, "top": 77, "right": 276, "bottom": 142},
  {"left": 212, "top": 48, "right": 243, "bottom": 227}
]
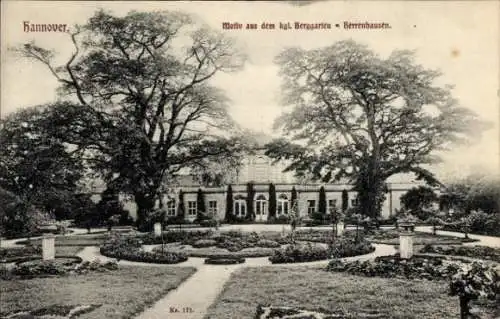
[
  {"left": 100, "top": 234, "right": 188, "bottom": 264},
  {"left": 419, "top": 244, "right": 500, "bottom": 263},
  {"left": 204, "top": 256, "right": 246, "bottom": 265},
  {"left": 326, "top": 254, "right": 470, "bottom": 281},
  {"left": 2, "top": 258, "right": 117, "bottom": 280},
  {"left": 151, "top": 244, "right": 277, "bottom": 258},
  {"left": 363, "top": 229, "right": 478, "bottom": 245},
  {"left": 269, "top": 238, "right": 374, "bottom": 264}
]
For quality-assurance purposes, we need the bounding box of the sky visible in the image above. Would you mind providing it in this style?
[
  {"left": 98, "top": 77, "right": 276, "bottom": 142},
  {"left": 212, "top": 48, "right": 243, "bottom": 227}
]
[{"left": 1, "top": 0, "right": 499, "bottom": 182}]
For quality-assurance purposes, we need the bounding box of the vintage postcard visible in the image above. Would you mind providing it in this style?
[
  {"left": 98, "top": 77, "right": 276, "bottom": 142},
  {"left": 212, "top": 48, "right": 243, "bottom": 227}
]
[{"left": 1, "top": 1, "right": 499, "bottom": 319}]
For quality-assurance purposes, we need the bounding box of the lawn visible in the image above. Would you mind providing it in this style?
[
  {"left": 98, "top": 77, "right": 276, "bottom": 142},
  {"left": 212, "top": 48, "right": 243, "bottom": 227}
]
[
  {"left": 1, "top": 266, "right": 196, "bottom": 319},
  {"left": 205, "top": 267, "right": 497, "bottom": 319}
]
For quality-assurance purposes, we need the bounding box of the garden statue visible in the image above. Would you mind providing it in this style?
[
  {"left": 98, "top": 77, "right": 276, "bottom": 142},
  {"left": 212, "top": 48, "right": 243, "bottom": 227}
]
[{"left": 289, "top": 200, "right": 300, "bottom": 244}]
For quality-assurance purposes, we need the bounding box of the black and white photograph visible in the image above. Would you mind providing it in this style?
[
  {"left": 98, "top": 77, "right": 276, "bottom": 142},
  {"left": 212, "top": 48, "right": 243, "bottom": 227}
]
[{"left": 1, "top": 1, "right": 499, "bottom": 318}]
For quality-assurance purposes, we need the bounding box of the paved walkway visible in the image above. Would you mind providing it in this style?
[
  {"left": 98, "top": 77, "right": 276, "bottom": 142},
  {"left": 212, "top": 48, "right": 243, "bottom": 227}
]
[{"left": 416, "top": 226, "right": 500, "bottom": 248}]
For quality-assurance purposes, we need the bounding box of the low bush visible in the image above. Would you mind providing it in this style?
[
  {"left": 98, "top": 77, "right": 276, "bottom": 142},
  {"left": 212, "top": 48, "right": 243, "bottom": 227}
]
[
  {"left": 204, "top": 257, "right": 245, "bottom": 265},
  {"left": 192, "top": 239, "right": 218, "bottom": 248},
  {"left": 330, "top": 237, "right": 375, "bottom": 258},
  {"left": 420, "top": 244, "right": 500, "bottom": 262},
  {"left": 100, "top": 234, "right": 188, "bottom": 264},
  {"left": 138, "top": 230, "right": 213, "bottom": 245},
  {"left": 4, "top": 258, "right": 117, "bottom": 280},
  {"left": 199, "top": 219, "right": 218, "bottom": 227},
  {"left": 443, "top": 211, "right": 500, "bottom": 237},
  {"left": 269, "top": 243, "right": 329, "bottom": 264},
  {"left": 256, "top": 239, "right": 280, "bottom": 248},
  {"left": 0, "top": 245, "right": 42, "bottom": 261},
  {"left": 326, "top": 254, "right": 465, "bottom": 281}
]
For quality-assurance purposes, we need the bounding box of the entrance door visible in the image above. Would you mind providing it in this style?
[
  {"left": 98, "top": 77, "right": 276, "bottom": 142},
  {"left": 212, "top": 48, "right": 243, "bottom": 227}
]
[{"left": 255, "top": 195, "right": 268, "bottom": 221}]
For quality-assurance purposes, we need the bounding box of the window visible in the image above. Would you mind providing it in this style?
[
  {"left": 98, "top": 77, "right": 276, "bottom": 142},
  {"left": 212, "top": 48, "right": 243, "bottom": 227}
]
[
  {"left": 167, "top": 200, "right": 176, "bottom": 216},
  {"left": 351, "top": 198, "right": 358, "bottom": 206},
  {"left": 255, "top": 195, "right": 267, "bottom": 216},
  {"left": 208, "top": 200, "right": 218, "bottom": 216},
  {"left": 328, "top": 199, "right": 337, "bottom": 213},
  {"left": 307, "top": 200, "right": 316, "bottom": 215},
  {"left": 187, "top": 201, "right": 197, "bottom": 216},
  {"left": 234, "top": 196, "right": 246, "bottom": 218},
  {"left": 277, "top": 194, "right": 289, "bottom": 215}
]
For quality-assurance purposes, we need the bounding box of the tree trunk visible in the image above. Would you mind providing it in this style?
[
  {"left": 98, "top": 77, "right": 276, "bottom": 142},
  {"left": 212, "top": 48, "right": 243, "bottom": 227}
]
[
  {"left": 459, "top": 296, "right": 470, "bottom": 319},
  {"left": 134, "top": 192, "right": 155, "bottom": 230}
]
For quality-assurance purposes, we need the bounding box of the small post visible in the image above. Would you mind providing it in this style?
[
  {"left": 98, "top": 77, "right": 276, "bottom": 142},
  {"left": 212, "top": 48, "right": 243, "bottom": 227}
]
[
  {"left": 336, "top": 221, "right": 345, "bottom": 237},
  {"left": 154, "top": 222, "right": 162, "bottom": 237},
  {"left": 42, "top": 234, "right": 55, "bottom": 261}
]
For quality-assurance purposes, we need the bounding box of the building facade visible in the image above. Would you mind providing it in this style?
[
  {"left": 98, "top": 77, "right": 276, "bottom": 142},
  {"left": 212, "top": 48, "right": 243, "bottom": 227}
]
[{"left": 105, "top": 150, "right": 430, "bottom": 222}]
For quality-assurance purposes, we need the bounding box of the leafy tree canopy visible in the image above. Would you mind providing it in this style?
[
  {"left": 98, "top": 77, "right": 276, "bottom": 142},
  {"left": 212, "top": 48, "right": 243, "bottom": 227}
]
[{"left": 266, "top": 40, "right": 488, "bottom": 217}]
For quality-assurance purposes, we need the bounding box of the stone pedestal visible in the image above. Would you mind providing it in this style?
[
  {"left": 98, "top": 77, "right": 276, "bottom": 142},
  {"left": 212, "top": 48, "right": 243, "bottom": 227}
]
[
  {"left": 399, "top": 233, "right": 414, "bottom": 259},
  {"left": 154, "top": 222, "right": 162, "bottom": 237},
  {"left": 336, "top": 222, "right": 345, "bottom": 237},
  {"left": 42, "top": 234, "right": 55, "bottom": 261}
]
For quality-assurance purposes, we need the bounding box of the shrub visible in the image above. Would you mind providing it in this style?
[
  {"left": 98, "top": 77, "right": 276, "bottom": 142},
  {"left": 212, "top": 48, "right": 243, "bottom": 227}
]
[
  {"left": 449, "top": 262, "right": 499, "bottom": 319},
  {"left": 204, "top": 257, "right": 245, "bottom": 265},
  {"left": 420, "top": 244, "right": 500, "bottom": 262},
  {"left": 256, "top": 239, "right": 280, "bottom": 248},
  {"left": 199, "top": 219, "right": 217, "bottom": 227},
  {"left": 330, "top": 237, "right": 375, "bottom": 258},
  {"left": 6, "top": 258, "right": 115, "bottom": 279},
  {"left": 269, "top": 242, "right": 329, "bottom": 264},
  {"left": 0, "top": 245, "right": 42, "bottom": 261},
  {"left": 139, "top": 230, "right": 213, "bottom": 245},
  {"left": 327, "top": 254, "right": 465, "bottom": 281},
  {"left": 100, "top": 235, "right": 188, "bottom": 264},
  {"left": 192, "top": 239, "right": 217, "bottom": 248}
]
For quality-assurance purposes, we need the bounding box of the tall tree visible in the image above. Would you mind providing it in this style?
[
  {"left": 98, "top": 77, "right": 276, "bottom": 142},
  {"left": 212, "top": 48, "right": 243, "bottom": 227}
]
[
  {"left": 0, "top": 105, "right": 85, "bottom": 223},
  {"left": 225, "top": 184, "right": 234, "bottom": 222},
  {"left": 291, "top": 186, "right": 298, "bottom": 208},
  {"left": 400, "top": 186, "right": 438, "bottom": 220},
  {"left": 318, "top": 186, "right": 327, "bottom": 215},
  {"left": 266, "top": 40, "right": 487, "bottom": 218},
  {"left": 13, "top": 10, "right": 246, "bottom": 227},
  {"left": 341, "top": 189, "right": 349, "bottom": 213},
  {"left": 268, "top": 183, "right": 277, "bottom": 218},
  {"left": 177, "top": 190, "right": 185, "bottom": 220},
  {"left": 196, "top": 188, "right": 206, "bottom": 219},
  {"left": 246, "top": 182, "right": 255, "bottom": 221}
]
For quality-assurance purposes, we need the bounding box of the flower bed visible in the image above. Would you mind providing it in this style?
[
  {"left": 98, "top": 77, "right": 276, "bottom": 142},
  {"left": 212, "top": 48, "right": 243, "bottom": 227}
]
[
  {"left": 364, "top": 229, "right": 477, "bottom": 245},
  {"left": 204, "top": 257, "right": 245, "bottom": 265},
  {"left": 151, "top": 245, "right": 276, "bottom": 258},
  {"left": 330, "top": 238, "right": 375, "bottom": 258},
  {"left": 420, "top": 244, "right": 500, "bottom": 263},
  {"left": 100, "top": 234, "right": 188, "bottom": 264},
  {"left": 0, "top": 246, "right": 42, "bottom": 263},
  {"left": 326, "top": 254, "right": 466, "bottom": 280},
  {"left": 2, "top": 258, "right": 118, "bottom": 280},
  {"left": 269, "top": 237, "right": 375, "bottom": 264},
  {"left": 269, "top": 243, "right": 329, "bottom": 264}
]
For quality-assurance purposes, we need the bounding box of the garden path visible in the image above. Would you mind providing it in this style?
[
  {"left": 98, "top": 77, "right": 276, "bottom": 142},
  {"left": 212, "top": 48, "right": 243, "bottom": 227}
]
[{"left": 415, "top": 226, "right": 500, "bottom": 248}]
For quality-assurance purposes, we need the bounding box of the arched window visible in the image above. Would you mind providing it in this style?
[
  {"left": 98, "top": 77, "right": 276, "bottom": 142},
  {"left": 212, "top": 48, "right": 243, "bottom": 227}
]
[
  {"left": 277, "top": 194, "right": 289, "bottom": 215},
  {"left": 255, "top": 194, "right": 267, "bottom": 216},
  {"left": 234, "top": 195, "right": 246, "bottom": 218}
]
